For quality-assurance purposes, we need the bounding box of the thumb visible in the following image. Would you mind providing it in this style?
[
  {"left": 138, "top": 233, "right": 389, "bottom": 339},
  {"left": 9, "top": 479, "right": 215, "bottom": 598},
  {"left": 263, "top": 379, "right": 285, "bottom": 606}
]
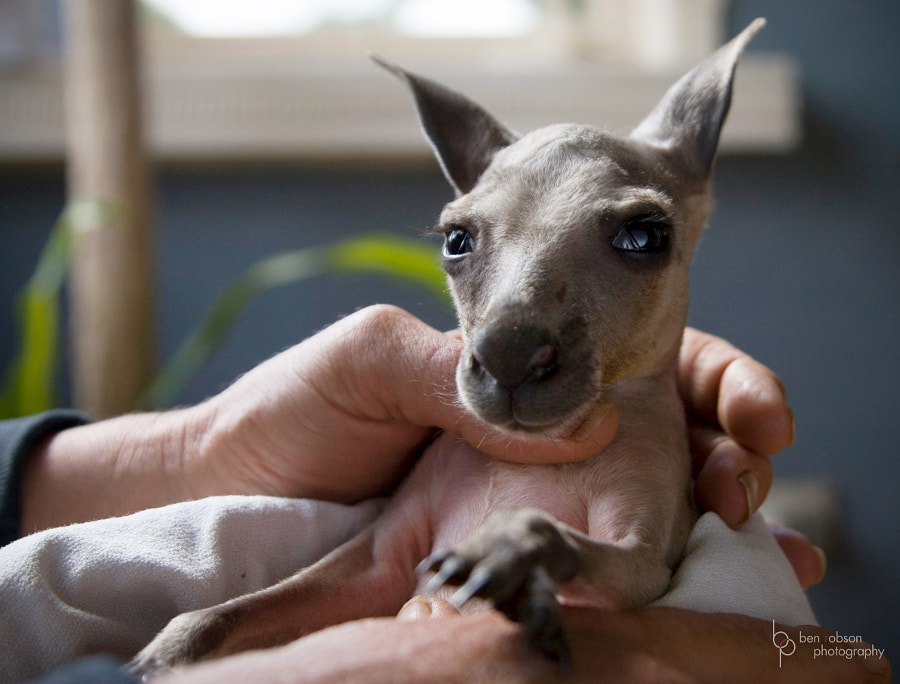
[{"left": 397, "top": 597, "right": 462, "bottom": 620}]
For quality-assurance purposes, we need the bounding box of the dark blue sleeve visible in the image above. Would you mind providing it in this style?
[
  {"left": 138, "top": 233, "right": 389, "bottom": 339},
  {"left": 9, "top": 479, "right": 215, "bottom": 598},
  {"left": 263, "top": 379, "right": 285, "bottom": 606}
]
[
  {"left": 29, "top": 656, "right": 138, "bottom": 684},
  {"left": 0, "top": 410, "right": 92, "bottom": 547}
]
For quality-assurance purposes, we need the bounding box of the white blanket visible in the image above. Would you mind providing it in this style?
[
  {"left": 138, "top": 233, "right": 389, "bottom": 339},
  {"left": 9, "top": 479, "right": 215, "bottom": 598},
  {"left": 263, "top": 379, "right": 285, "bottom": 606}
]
[{"left": 0, "top": 498, "right": 815, "bottom": 682}]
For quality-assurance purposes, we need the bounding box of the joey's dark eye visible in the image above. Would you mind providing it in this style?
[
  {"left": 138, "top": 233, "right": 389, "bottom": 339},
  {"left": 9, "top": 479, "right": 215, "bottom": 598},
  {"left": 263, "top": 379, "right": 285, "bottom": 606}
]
[
  {"left": 611, "top": 218, "right": 670, "bottom": 254},
  {"left": 444, "top": 228, "right": 475, "bottom": 258}
]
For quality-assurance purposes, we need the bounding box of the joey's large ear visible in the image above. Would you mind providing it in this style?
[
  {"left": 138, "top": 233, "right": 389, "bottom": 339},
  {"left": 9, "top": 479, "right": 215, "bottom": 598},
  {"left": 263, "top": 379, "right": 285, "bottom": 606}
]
[
  {"left": 372, "top": 55, "right": 519, "bottom": 196},
  {"left": 630, "top": 18, "right": 766, "bottom": 177}
]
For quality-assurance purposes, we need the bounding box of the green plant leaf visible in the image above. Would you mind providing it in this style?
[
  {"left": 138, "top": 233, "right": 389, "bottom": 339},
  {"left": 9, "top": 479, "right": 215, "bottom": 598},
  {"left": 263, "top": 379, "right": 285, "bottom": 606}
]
[
  {"left": 326, "top": 234, "right": 448, "bottom": 302},
  {"left": 0, "top": 200, "right": 119, "bottom": 419}
]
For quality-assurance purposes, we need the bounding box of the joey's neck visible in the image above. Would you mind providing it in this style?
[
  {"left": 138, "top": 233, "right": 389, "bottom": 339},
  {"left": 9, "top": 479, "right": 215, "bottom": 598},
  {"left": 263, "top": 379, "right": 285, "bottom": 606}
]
[{"left": 603, "top": 363, "right": 683, "bottom": 423}]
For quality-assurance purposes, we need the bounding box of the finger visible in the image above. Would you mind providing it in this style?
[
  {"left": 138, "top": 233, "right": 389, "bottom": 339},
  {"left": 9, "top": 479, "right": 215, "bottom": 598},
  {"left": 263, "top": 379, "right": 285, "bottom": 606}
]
[
  {"left": 692, "top": 426, "right": 772, "bottom": 528},
  {"left": 768, "top": 522, "right": 827, "bottom": 589},
  {"left": 189, "top": 611, "right": 560, "bottom": 683},
  {"left": 718, "top": 354, "right": 795, "bottom": 455},
  {"left": 680, "top": 328, "right": 794, "bottom": 456},
  {"left": 450, "top": 402, "right": 619, "bottom": 466}
]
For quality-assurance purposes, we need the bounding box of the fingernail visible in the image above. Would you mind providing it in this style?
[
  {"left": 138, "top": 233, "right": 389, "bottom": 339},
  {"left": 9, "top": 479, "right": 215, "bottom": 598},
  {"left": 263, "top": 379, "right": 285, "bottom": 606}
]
[
  {"left": 737, "top": 471, "right": 759, "bottom": 520},
  {"left": 397, "top": 596, "right": 432, "bottom": 621},
  {"left": 810, "top": 545, "right": 827, "bottom": 586}
]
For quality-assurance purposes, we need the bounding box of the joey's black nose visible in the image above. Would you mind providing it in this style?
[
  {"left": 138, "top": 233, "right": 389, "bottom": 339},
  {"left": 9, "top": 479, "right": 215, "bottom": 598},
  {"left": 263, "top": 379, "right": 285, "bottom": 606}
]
[{"left": 472, "top": 323, "right": 560, "bottom": 390}]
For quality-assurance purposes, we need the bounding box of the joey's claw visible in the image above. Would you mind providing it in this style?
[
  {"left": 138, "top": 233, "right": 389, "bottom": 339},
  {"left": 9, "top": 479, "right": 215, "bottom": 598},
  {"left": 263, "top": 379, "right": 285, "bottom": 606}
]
[
  {"left": 422, "top": 554, "right": 470, "bottom": 595},
  {"left": 416, "top": 549, "right": 451, "bottom": 575},
  {"left": 449, "top": 565, "right": 495, "bottom": 607}
]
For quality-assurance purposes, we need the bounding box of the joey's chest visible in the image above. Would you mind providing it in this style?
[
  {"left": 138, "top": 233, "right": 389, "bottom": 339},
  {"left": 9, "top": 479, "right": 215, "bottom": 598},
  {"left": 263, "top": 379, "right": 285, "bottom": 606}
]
[{"left": 415, "top": 432, "right": 636, "bottom": 553}]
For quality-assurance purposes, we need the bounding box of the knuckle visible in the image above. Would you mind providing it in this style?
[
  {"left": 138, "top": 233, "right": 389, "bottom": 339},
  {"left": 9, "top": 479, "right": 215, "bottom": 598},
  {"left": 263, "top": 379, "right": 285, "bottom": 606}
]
[{"left": 353, "top": 303, "right": 416, "bottom": 335}]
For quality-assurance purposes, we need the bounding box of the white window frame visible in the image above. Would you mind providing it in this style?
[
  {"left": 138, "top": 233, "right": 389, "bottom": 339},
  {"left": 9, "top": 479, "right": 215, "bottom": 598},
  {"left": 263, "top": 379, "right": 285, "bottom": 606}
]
[{"left": 0, "top": 0, "right": 801, "bottom": 162}]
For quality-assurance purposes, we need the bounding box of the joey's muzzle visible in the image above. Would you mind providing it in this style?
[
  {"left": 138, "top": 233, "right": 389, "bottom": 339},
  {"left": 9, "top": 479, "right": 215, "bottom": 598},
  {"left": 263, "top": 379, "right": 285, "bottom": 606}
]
[
  {"left": 472, "top": 322, "right": 560, "bottom": 391},
  {"left": 458, "top": 308, "right": 594, "bottom": 433}
]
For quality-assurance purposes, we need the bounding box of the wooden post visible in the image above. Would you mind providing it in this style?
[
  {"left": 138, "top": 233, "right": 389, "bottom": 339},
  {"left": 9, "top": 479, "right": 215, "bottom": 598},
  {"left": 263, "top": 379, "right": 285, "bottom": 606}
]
[{"left": 63, "top": 0, "right": 155, "bottom": 417}]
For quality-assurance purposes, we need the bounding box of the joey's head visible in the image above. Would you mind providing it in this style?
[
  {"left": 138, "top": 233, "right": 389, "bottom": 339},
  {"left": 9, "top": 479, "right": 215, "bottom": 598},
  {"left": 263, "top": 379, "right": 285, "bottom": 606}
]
[{"left": 375, "top": 19, "right": 764, "bottom": 434}]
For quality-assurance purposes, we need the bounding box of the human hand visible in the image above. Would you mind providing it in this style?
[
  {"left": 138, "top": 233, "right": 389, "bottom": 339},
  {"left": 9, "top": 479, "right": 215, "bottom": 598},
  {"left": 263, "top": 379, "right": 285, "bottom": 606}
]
[
  {"left": 677, "top": 328, "right": 825, "bottom": 588},
  {"left": 679, "top": 327, "right": 792, "bottom": 527},
  {"left": 191, "top": 304, "right": 620, "bottom": 504},
  {"left": 18, "top": 307, "right": 811, "bottom": 570},
  {"left": 195, "top": 313, "right": 809, "bottom": 528},
  {"left": 155, "top": 602, "right": 889, "bottom": 684},
  {"left": 18, "top": 305, "right": 617, "bottom": 534}
]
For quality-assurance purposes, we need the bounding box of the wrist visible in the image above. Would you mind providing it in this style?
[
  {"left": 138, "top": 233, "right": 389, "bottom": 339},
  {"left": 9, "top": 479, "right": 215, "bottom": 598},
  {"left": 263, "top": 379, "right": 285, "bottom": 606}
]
[
  {"left": 0, "top": 411, "right": 91, "bottom": 544},
  {"left": 18, "top": 407, "right": 214, "bottom": 535},
  {"left": 175, "top": 397, "right": 236, "bottom": 499},
  {"left": 188, "top": 376, "right": 294, "bottom": 499}
]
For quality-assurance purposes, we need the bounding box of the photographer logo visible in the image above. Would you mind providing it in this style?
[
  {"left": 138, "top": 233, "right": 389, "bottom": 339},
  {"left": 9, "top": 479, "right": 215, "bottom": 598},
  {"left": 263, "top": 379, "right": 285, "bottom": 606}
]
[{"left": 772, "top": 621, "right": 796, "bottom": 668}]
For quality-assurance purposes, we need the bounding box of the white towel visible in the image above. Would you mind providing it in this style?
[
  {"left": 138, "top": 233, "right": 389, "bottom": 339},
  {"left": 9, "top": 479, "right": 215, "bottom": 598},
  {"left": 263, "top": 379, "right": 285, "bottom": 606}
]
[
  {"left": 0, "top": 499, "right": 814, "bottom": 682},
  {"left": 0, "top": 496, "right": 383, "bottom": 682},
  {"left": 652, "top": 511, "right": 817, "bottom": 626}
]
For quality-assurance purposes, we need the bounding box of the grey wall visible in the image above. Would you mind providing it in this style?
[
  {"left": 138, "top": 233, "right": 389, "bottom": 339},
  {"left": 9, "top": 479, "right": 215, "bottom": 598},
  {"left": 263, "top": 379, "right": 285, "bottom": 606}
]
[{"left": 1, "top": 0, "right": 897, "bottom": 664}]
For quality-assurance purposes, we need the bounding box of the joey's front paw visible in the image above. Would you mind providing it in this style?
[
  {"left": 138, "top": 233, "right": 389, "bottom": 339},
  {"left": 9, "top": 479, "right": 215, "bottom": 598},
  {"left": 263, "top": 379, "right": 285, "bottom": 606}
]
[{"left": 418, "top": 509, "right": 580, "bottom": 668}]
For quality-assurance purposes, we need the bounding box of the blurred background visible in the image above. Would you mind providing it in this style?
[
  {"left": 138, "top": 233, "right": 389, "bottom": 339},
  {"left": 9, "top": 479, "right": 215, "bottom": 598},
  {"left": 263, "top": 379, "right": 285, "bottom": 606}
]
[{"left": 1, "top": 0, "right": 897, "bottom": 664}]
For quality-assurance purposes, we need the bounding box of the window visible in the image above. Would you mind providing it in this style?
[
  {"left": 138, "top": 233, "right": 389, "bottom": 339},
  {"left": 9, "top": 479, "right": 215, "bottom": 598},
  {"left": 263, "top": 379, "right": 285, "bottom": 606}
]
[
  {"left": 143, "top": 0, "right": 542, "bottom": 39},
  {"left": 141, "top": 0, "right": 730, "bottom": 68},
  {"left": 0, "top": 0, "right": 801, "bottom": 162}
]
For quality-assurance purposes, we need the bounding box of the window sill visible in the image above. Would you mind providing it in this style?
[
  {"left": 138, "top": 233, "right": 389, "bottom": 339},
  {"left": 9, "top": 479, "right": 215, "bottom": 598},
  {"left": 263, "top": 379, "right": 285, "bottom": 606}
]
[{"left": 0, "top": 54, "right": 800, "bottom": 164}]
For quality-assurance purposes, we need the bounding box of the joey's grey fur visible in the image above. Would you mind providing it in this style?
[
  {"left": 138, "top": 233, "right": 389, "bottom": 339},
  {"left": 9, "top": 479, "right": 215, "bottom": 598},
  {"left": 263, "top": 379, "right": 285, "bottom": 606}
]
[{"left": 131, "top": 19, "right": 767, "bottom": 674}]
